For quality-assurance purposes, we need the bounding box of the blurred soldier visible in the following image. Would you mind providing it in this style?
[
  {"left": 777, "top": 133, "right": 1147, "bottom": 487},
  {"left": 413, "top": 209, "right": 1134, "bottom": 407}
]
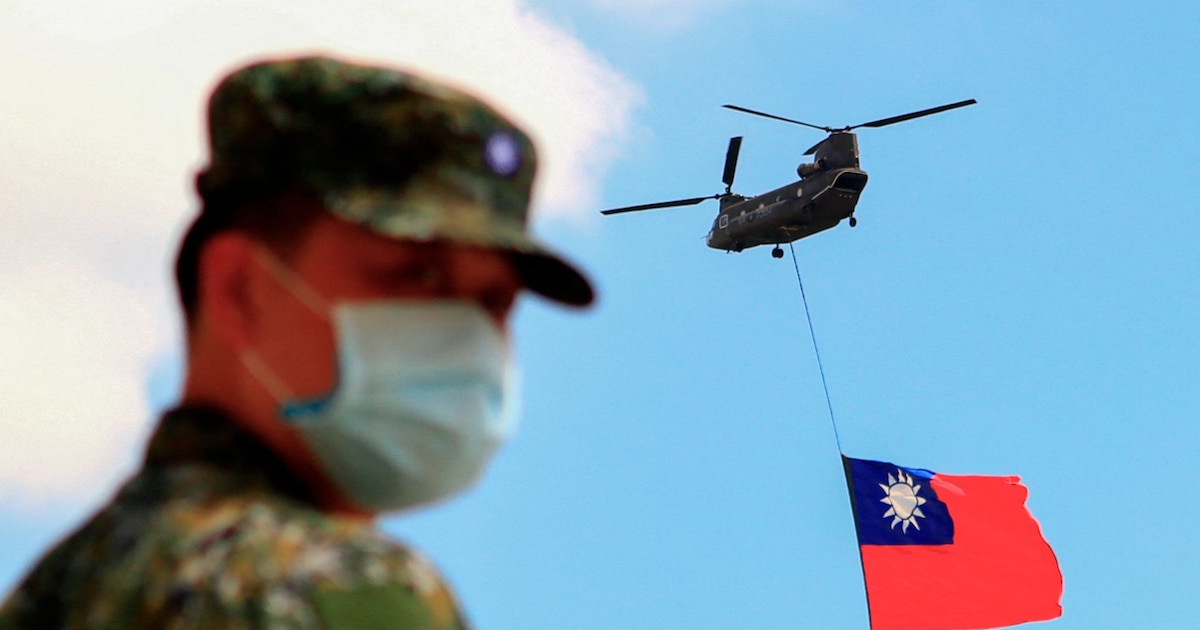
[{"left": 0, "top": 55, "right": 593, "bottom": 629}]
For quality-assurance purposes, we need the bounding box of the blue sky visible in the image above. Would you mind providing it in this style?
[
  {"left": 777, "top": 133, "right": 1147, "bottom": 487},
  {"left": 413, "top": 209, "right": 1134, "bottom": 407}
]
[{"left": 3, "top": 1, "right": 1198, "bottom": 628}]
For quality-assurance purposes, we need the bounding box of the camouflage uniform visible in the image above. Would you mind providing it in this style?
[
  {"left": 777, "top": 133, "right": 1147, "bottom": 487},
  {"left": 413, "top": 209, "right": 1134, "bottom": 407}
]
[
  {"left": 0, "top": 406, "right": 468, "bottom": 629},
  {"left": 0, "top": 55, "right": 593, "bottom": 629}
]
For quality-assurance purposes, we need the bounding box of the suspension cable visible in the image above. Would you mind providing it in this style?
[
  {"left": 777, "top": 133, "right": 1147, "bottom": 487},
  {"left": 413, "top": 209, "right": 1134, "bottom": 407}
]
[{"left": 787, "top": 241, "right": 843, "bottom": 453}]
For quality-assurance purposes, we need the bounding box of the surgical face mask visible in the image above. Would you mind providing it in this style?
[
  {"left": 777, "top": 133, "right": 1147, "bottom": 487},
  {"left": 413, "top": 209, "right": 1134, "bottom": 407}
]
[{"left": 241, "top": 250, "right": 518, "bottom": 513}]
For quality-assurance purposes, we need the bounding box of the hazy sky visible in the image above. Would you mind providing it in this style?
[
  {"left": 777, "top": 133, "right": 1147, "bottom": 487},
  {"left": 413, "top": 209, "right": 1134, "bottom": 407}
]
[{"left": 3, "top": 1, "right": 1198, "bottom": 628}]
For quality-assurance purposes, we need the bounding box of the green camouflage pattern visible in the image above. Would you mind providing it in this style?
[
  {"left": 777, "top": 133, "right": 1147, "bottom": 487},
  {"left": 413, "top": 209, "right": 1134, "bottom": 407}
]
[
  {"left": 0, "top": 407, "right": 469, "bottom": 629},
  {"left": 194, "top": 55, "right": 591, "bottom": 306}
]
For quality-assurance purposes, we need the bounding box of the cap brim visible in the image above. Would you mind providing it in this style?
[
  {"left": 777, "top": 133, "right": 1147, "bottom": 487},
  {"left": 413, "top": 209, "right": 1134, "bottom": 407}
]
[
  {"left": 324, "top": 190, "right": 595, "bottom": 306},
  {"left": 512, "top": 249, "right": 594, "bottom": 307}
]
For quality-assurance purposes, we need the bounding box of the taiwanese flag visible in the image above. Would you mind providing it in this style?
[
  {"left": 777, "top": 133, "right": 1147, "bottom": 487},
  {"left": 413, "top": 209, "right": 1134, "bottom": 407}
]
[{"left": 843, "top": 456, "right": 1063, "bottom": 629}]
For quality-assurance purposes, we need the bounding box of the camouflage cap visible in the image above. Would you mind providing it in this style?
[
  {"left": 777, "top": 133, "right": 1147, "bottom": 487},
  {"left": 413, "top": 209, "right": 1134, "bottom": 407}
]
[{"left": 195, "top": 55, "right": 593, "bottom": 306}]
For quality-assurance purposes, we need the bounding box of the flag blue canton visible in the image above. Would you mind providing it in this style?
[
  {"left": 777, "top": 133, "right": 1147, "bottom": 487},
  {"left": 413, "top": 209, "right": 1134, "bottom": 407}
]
[{"left": 844, "top": 456, "right": 954, "bottom": 546}]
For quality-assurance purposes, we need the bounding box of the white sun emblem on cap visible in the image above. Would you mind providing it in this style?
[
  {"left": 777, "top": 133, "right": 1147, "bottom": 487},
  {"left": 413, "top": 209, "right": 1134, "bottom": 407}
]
[
  {"left": 484, "top": 132, "right": 521, "bottom": 178},
  {"left": 880, "top": 469, "right": 927, "bottom": 533}
]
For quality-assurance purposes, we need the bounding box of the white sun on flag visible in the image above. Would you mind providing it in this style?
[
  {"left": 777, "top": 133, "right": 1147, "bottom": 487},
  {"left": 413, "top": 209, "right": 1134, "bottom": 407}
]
[{"left": 879, "top": 469, "right": 927, "bottom": 533}]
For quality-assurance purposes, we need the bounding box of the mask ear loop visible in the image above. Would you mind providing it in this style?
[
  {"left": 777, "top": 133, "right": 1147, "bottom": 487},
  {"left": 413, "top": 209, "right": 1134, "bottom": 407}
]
[
  {"left": 251, "top": 247, "right": 330, "bottom": 317},
  {"left": 240, "top": 248, "right": 336, "bottom": 416},
  {"left": 240, "top": 347, "right": 296, "bottom": 402}
]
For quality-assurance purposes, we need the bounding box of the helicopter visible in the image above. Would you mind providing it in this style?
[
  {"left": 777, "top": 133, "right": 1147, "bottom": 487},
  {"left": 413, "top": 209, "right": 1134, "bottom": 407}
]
[{"left": 601, "top": 99, "right": 977, "bottom": 258}]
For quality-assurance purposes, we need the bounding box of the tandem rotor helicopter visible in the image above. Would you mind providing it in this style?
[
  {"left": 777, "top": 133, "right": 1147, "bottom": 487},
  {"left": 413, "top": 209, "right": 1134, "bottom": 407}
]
[{"left": 601, "top": 99, "right": 977, "bottom": 258}]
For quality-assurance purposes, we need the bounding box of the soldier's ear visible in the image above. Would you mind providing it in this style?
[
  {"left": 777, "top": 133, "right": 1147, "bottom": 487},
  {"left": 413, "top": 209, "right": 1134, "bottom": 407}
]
[{"left": 195, "top": 232, "right": 261, "bottom": 349}]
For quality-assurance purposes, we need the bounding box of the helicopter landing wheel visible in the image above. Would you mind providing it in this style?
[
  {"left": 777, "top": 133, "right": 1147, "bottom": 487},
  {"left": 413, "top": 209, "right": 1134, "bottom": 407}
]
[
  {"left": 771, "top": 246, "right": 784, "bottom": 259},
  {"left": 849, "top": 216, "right": 858, "bottom": 228}
]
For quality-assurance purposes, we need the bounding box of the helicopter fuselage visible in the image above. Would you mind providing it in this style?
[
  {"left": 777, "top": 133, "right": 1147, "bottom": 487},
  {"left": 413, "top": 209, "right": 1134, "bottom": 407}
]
[
  {"left": 705, "top": 166, "right": 868, "bottom": 252},
  {"left": 601, "top": 99, "right": 975, "bottom": 256}
]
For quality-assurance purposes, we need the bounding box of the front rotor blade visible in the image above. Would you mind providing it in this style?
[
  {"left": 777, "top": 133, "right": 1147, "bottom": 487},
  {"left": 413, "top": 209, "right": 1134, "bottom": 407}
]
[
  {"left": 853, "top": 98, "right": 977, "bottom": 129},
  {"left": 722, "top": 104, "right": 832, "bottom": 132},
  {"left": 600, "top": 195, "right": 715, "bottom": 215},
  {"left": 722, "top": 136, "right": 743, "bottom": 190}
]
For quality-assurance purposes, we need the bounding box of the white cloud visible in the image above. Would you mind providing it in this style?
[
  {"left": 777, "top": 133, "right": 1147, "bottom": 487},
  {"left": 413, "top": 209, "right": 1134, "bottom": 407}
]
[
  {"left": 0, "top": 0, "right": 639, "bottom": 510},
  {"left": 0, "top": 261, "right": 165, "bottom": 507}
]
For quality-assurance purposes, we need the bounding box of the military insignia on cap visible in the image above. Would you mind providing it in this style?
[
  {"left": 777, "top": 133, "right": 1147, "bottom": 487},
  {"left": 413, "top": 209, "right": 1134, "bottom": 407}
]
[{"left": 484, "top": 132, "right": 521, "bottom": 178}]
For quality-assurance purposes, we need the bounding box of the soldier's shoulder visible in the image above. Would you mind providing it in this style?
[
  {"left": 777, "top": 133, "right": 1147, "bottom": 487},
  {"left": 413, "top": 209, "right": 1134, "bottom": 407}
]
[
  {"left": 161, "top": 491, "right": 407, "bottom": 582},
  {"left": 159, "top": 495, "right": 469, "bottom": 628}
]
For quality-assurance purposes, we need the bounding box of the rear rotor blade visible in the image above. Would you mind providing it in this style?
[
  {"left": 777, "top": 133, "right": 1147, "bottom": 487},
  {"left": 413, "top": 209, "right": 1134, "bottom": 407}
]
[
  {"left": 722, "top": 136, "right": 743, "bottom": 191},
  {"left": 722, "top": 104, "right": 832, "bottom": 132},
  {"left": 600, "top": 195, "right": 715, "bottom": 216},
  {"left": 853, "top": 98, "right": 977, "bottom": 129}
]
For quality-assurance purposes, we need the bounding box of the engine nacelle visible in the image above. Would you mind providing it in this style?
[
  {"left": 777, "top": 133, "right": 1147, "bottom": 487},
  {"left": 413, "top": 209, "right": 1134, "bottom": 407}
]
[{"left": 797, "top": 158, "right": 826, "bottom": 179}]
